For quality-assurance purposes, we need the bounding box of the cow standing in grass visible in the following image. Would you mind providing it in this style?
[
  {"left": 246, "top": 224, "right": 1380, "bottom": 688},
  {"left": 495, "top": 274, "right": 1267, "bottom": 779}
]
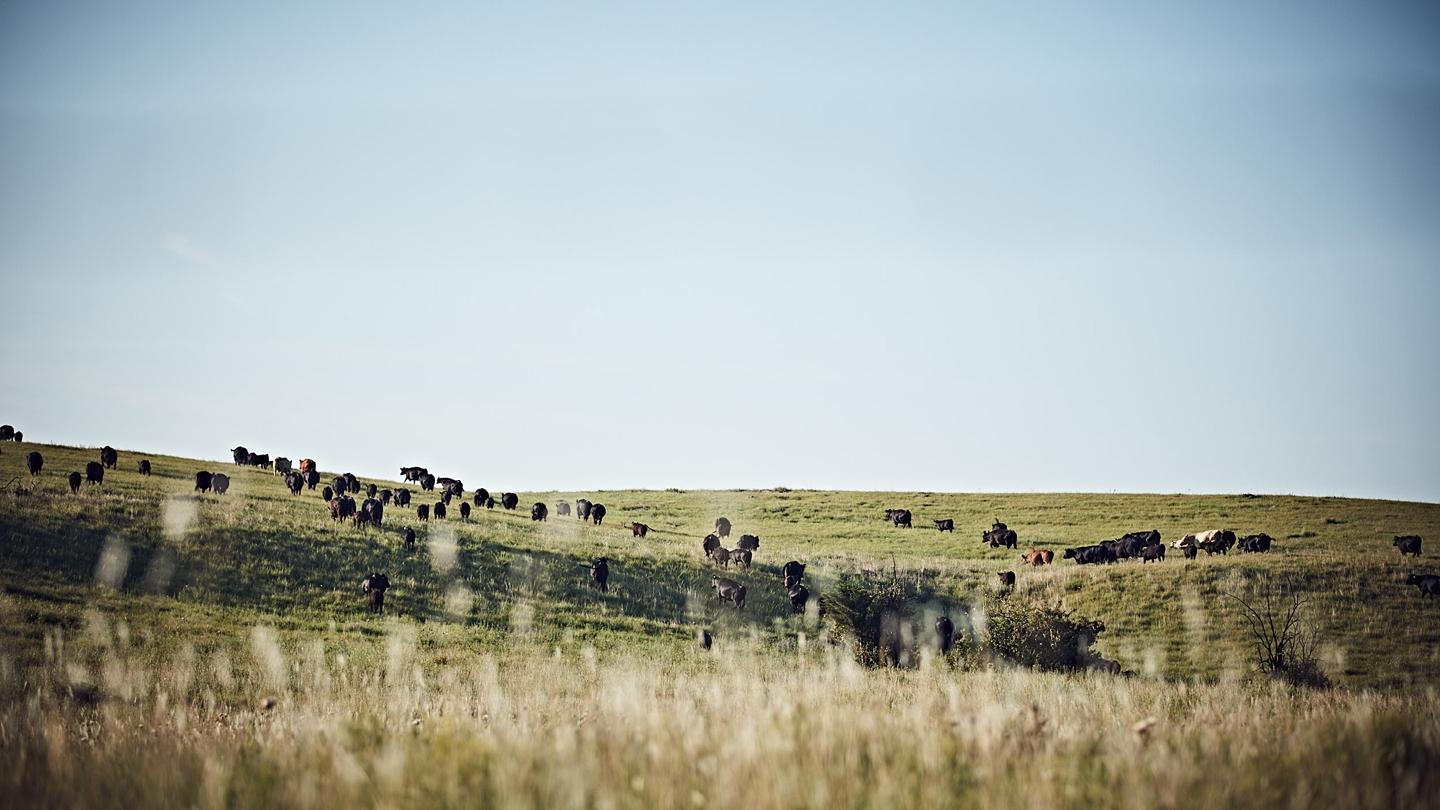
[
  {"left": 25, "top": 451, "right": 43, "bottom": 476},
  {"left": 591, "top": 504, "right": 606, "bottom": 525},
  {"left": 590, "top": 557, "right": 610, "bottom": 592},
  {"left": 935, "top": 519, "right": 955, "bottom": 532},
  {"left": 631, "top": 522, "right": 649, "bottom": 538},
  {"left": 711, "top": 576, "right": 745, "bottom": 610},
  {"left": 194, "top": 471, "right": 213, "bottom": 493},
  {"left": 715, "top": 517, "right": 732, "bottom": 539},
  {"left": 782, "top": 561, "right": 806, "bottom": 589},
  {"left": 532, "top": 502, "right": 549, "bottom": 522},
  {"left": 1407, "top": 574, "right": 1440, "bottom": 599},
  {"left": 936, "top": 616, "right": 955, "bottom": 654},
  {"left": 212, "top": 473, "right": 230, "bottom": 494},
  {"left": 362, "top": 573, "right": 390, "bottom": 614},
  {"left": 1394, "top": 536, "right": 1422, "bottom": 558},
  {"left": 100, "top": 446, "right": 118, "bottom": 469},
  {"left": 137, "top": 459, "right": 151, "bottom": 476},
  {"left": 68, "top": 471, "right": 82, "bottom": 493}
]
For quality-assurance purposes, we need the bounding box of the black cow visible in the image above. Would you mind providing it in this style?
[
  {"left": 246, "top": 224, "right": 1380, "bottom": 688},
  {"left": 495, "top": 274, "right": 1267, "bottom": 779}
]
[
  {"left": 417, "top": 504, "right": 429, "bottom": 522},
  {"left": 285, "top": 472, "right": 304, "bottom": 494},
  {"left": 0, "top": 425, "right": 13, "bottom": 441},
  {"left": 419, "top": 474, "right": 436, "bottom": 492},
  {"left": 1064, "top": 545, "right": 1116, "bottom": 565},
  {"left": 332, "top": 476, "right": 349, "bottom": 496},
  {"left": 250, "top": 453, "right": 271, "bottom": 469},
  {"left": 366, "top": 483, "right": 378, "bottom": 499},
  {"left": 231, "top": 446, "right": 248, "bottom": 465},
  {"left": 982, "top": 522, "right": 1017, "bottom": 548},
  {"left": 936, "top": 616, "right": 955, "bottom": 654},
  {"left": 631, "top": 522, "right": 649, "bottom": 538},
  {"left": 343, "top": 473, "right": 359, "bottom": 493},
  {"left": 440, "top": 490, "right": 452, "bottom": 506},
  {"left": 11, "top": 431, "right": 19, "bottom": 442},
  {"left": 322, "top": 485, "right": 334, "bottom": 502},
  {"left": 782, "top": 561, "right": 806, "bottom": 588},
  {"left": 331, "top": 496, "right": 357, "bottom": 523},
  {"left": 590, "top": 557, "right": 610, "bottom": 592},
  {"left": 474, "top": 487, "right": 491, "bottom": 506},
  {"left": 273, "top": 457, "right": 292, "bottom": 475},
  {"left": 1200, "top": 531, "right": 1236, "bottom": 556},
  {"left": 1394, "top": 536, "right": 1423, "bottom": 558},
  {"left": 400, "top": 466, "right": 427, "bottom": 482},
  {"left": 361, "top": 498, "right": 384, "bottom": 528},
  {"left": 67, "top": 471, "right": 82, "bottom": 493},
  {"left": 84, "top": 461, "right": 103, "bottom": 485},
  {"left": 886, "top": 509, "right": 912, "bottom": 528},
  {"left": 532, "top": 502, "right": 549, "bottom": 522},
  {"left": 788, "top": 583, "right": 810, "bottom": 613},
  {"left": 433, "top": 502, "right": 447, "bottom": 520},
  {"left": 732, "top": 548, "right": 753, "bottom": 570},
  {"left": 590, "top": 503, "right": 606, "bottom": 525},
  {"left": 557, "top": 500, "right": 571, "bottom": 517},
  {"left": 1140, "top": 544, "right": 1166, "bottom": 563},
  {"left": 100, "top": 446, "right": 118, "bottom": 469},
  {"left": 1407, "top": 574, "right": 1440, "bottom": 599},
  {"left": 137, "top": 459, "right": 152, "bottom": 476},
  {"left": 361, "top": 573, "right": 390, "bottom": 614},
  {"left": 703, "top": 533, "right": 722, "bottom": 558},
  {"left": 502, "top": 492, "right": 519, "bottom": 510},
  {"left": 25, "top": 451, "right": 43, "bottom": 476},
  {"left": 460, "top": 502, "right": 472, "bottom": 521},
  {"left": 576, "top": 499, "right": 592, "bottom": 521},
  {"left": 1238, "top": 534, "right": 1273, "bottom": 553},
  {"left": 484, "top": 497, "right": 496, "bottom": 509},
  {"left": 1120, "top": 529, "right": 1162, "bottom": 547},
  {"left": 715, "top": 517, "right": 732, "bottom": 539},
  {"left": 403, "top": 527, "right": 416, "bottom": 549},
  {"left": 935, "top": 519, "right": 955, "bottom": 532},
  {"left": 212, "top": 473, "right": 230, "bottom": 494},
  {"left": 1183, "top": 544, "right": 1199, "bottom": 560},
  {"left": 711, "top": 576, "right": 745, "bottom": 610},
  {"left": 710, "top": 547, "right": 733, "bottom": 567},
  {"left": 737, "top": 534, "right": 760, "bottom": 551},
  {"left": 380, "top": 489, "right": 392, "bottom": 504},
  {"left": 395, "top": 489, "right": 411, "bottom": 507},
  {"left": 997, "top": 571, "right": 1016, "bottom": 588}
]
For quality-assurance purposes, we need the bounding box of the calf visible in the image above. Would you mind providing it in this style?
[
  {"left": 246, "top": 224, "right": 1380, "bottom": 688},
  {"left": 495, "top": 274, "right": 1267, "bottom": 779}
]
[
  {"left": 590, "top": 557, "right": 610, "bottom": 592},
  {"left": 137, "top": 459, "right": 152, "bottom": 476},
  {"left": 737, "top": 534, "right": 760, "bottom": 550},
  {"left": 710, "top": 547, "right": 734, "bottom": 568},
  {"left": 460, "top": 502, "right": 472, "bottom": 521},
  {"left": 556, "top": 500, "right": 570, "bottom": 517},
  {"left": 781, "top": 560, "right": 806, "bottom": 588},
  {"left": 1394, "top": 535, "right": 1422, "bottom": 558},
  {"left": 934, "top": 518, "right": 955, "bottom": 532},
  {"left": 68, "top": 471, "right": 82, "bottom": 493},
  {"left": 1140, "top": 544, "right": 1166, "bottom": 563},
  {"left": 361, "top": 573, "right": 390, "bottom": 614},
  {"left": 731, "top": 548, "right": 753, "bottom": 570},
  {"left": 788, "top": 583, "right": 809, "bottom": 613},
  {"left": 1238, "top": 534, "right": 1273, "bottom": 553},
  {"left": 1022, "top": 549, "right": 1052, "bottom": 567},
  {"left": 322, "top": 485, "right": 334, "bottom": 502},
  {"left": 631, "top": 522, "right": 649, "bottom": 538},
  {"left": 403, "top": 527, "right": 416, "bottom": 549},
  {"left": 417, "top": 504, "right": 430, "bottom": 522},
  {"left": 433, "top": 502, "right": 447, "bottom": 520},
  {"left": 997, "top": 571, "right": 1016, "bottom": 588},
  {"left": 1407, "top": 574, "right": 1440, "bottom": 599},
  {"left": 711, "top": 576, "right": 745, "bottom": 610}
]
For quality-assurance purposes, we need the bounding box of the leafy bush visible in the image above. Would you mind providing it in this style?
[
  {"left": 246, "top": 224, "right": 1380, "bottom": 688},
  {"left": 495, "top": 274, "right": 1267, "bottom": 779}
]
[
  {"left": 820, "top": 569, "right": 955, "bottom": 667},
  {"left": 983, "top": 597, "right": 1107, "bottom": 672}
]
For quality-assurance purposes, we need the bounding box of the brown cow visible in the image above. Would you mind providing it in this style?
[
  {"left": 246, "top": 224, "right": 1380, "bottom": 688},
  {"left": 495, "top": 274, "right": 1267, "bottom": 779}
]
[
  {"left": 631, "top": 522, "right": 650, "bottom": 538},
  {"left": 1022, "top": 549, "right": 1053, "bottom": 567}
]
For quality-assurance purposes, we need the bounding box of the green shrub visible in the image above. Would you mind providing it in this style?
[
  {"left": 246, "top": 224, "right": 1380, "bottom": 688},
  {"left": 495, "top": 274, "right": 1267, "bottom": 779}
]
[{"left": 983, "top": 596, "right": 1107, "bottom": 672}]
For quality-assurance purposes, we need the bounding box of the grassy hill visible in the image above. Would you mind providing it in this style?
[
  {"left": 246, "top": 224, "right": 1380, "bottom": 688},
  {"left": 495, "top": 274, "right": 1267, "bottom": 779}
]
[{"left": 3, "top": 439, "right": 1439, "bottom": 808}]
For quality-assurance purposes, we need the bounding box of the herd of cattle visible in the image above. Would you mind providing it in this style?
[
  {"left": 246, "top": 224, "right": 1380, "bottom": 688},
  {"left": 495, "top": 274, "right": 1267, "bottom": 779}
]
[{"left": 6, "top": 426, "right": 1437, "bottom": 610}]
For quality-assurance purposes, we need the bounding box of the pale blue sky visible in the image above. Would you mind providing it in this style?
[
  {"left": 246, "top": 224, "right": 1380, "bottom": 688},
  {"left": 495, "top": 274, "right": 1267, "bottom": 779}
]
[{"left": 1, "top": 2, "right": 1437, "bottom": 500}]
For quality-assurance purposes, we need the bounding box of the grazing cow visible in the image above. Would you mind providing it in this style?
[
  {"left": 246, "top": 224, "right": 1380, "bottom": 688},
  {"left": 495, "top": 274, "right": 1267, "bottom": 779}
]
[
  {"left": 1238, "top": 534, "right": 1273, "bottom": 553},
  {"left": 715, "top": 517, "right": 732, "bottom": 539},
  {"left": 590, "top": 557, "right": 610, "bottom": 592},
  {"left": 982, "top": 522, "right": 1018, "bottom": 548},
  {"left": 732, "top": 548, "right": 753, "bottom": 570},
  {"left": 1200, "top": 531, "right": 1236, "bottom": 556},
  {"left": 1120, "top": 529, "right": 1162, "bottom": 547},
  {"left": 576, "top": 499, "right": 592, "bottom": 521},
  {"left": 0, "top": 425, "right": 13, "bottom": 441},
  {"left": 460, "top": 502, "right": 472, "bottom": 521},
  {"left": 249, "top": 453, "right": 270, "bottom": 469},
  {"left": 474, "top": 487, "right": 491, "bottom": 506},
  {"left": 935, "top": 519, "right": 955, "bottom": 532},
  {"left": 100, "top": 446, "right": 118, "bottom": 469},
  {"left": 137, "top": 459, "right": 152, "bottom": 476},
  {"left": 1407, "top": 574, "right": 1440, "bottom": 599},
  {"left": 231, "top": 447, "right": 248, "bottom": 465},
  {"left": 631, "top": 522, "right": 649, "bottom": 538},
  {"left": 212, "top": 473, "right": 230, "bottom": 495},
  {"left": 1111, "top": 535, "right": 1149, "bottom": 559},
  {"left": 788, "top": 583, "right": 810, "bottom": 613},
  {"left": 322, "top": 485, "right": 334, "bottom": 502},
  {"left": 298, "top": 459, "right": 316, "bottom": 475},
  {"left": 1064, "top": 545, "right": 1116, "bottom": 565},
  {"left": 380, "top": 488, "right": 392, "bottom": 505},
  {"left": 886, "top": 509, "right": 913, "bottom": 528},
  {"left": 399, "top": 466, "right": 427, "bottom": 482},
  {"left": 1394, "top": 536, "right": 1423, "bottom": 558},
  {"left": 305, "top": 470, "right": 320, "bottom": 490},
  {"left": 484, "top": 497, "right": 496, "bottom": 509},
  {"left": 68, "top": 471, "right": 82, "bottom": 493},
  {"left": 273, "top": 457, "right": 292, "bottom": 475},
  {"left": 591, "top": 504, "right": 606, "bottom": 525},
  {"left": 402, "top": 527, "right": 416, "bottom": 549},
  {"left": 703, "top": 534, "right": 722, "bottom": 558},
  {"left": 936, "top": 616, "right": 955, "bottom": 654},
  {"left": 711, "top": 576, "right": 746, "bottom": 610},
  {"left": 1022, "top": 550, "right": 1053, "bottom": 567},
  {"left": 433, "top": 502, "right": 447, "bottom": 520},
  {"left": 711, "top": 547, "right": 734, "bottom": 567},
  {"left": 395, "top": 489, "right": 411, "bottom": 507},
  {"left": 361, "top": 498, "right": 384, "bottom": 528},
  {"left": 361, "top": 573, "right": 390, "bottom": 614},
  {"left": 502, "top": 492, "right": 519, "bottom": 510},
  {"left": 997, "top": 571, "right": 1016, "bottom": 588},
  {"left": 285, "top": 472, "right": 304, "bottom": 494},
  {"left": 417, "top": 504, "right": 430, "bottom": 522},
  {"left": 419, "top": 474, "right": 436, "bottom": 492},
  {"left": 557, "top": 500, "right": 571, "bottom": 517},
  {"left": 737, "top": 534, "right": 761, "bottom": 551},
  {"left": 25, "top": 451, "right": 43, "bottom": 476},
  {"left": 782, "top": 561, "right": 806, "bottom": 588},
  {"left": 194, "top": 471, "right": 213, "bottom": 492},
  {"left": 1140, "top": 544, "right": 1166, "bottom": 563},
  {"left": 532, "top": 502, "right": 549, "bottom": 522}
]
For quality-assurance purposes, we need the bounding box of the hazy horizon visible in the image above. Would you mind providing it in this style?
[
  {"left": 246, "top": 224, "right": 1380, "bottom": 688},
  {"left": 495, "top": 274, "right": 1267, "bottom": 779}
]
[{"left": 3, "top": 2, "right": 1438, "bottom": 502}]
